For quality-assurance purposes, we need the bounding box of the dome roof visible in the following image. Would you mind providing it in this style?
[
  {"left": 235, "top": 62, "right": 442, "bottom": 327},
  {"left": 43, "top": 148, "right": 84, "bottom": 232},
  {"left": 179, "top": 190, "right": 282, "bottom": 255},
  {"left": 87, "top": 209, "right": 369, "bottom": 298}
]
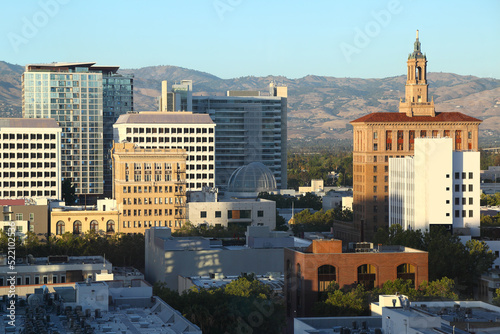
[{"left": 227, "top": 162, "right": 277, "bottom": 193}]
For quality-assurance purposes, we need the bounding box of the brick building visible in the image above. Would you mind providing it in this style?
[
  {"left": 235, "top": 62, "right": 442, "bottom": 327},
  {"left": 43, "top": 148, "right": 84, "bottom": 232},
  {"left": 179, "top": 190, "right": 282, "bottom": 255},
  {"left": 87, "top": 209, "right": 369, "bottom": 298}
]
[
  {"left": 350, "top": 31, "right": 481, "bottom": 240},
  {"left": 284, "top": 239, "right": 428, "bottom": 322}
]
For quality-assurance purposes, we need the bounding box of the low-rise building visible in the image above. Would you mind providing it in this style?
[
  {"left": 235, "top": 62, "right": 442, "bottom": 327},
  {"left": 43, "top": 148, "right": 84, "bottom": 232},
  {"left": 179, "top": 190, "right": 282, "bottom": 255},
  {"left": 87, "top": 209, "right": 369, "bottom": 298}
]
[
  {"left": 372, "top": 294, "right": 500, "bottom": 334},
  {"left": 0, "top": 255, "right": 112, "bottom": 296},
  {"left": 284, "top": 239, "right": 428, "bottom": 322},
  {"left": 145, "top": 226, "right": 309, "bottom": 290},
  {"left": 51, "top": 199, "right": 119, "bottom": 236}
]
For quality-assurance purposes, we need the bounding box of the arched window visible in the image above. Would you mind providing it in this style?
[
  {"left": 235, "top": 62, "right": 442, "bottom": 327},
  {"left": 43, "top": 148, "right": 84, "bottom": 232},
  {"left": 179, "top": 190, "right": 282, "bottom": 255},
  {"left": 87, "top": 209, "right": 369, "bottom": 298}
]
[
  {"left": 358, "top": 264, "right": 376, "bottom": 289},
  {"left": 56, "top": 221, "right": 65, "bottom": 235},
  {"left": 73, "top": 220, "right": 82, "bottom": 234},
  {"left": 106, "top": 220, "right": 115, "bottom": 233},
  {"left": 318, "top": 265, "right": 336, "bottom": 292},
  {"left": 90, "top": 220, "right": 99, "bottom": 232},
  {"left": 397, "top": 263, "right": 415, "bottom": 284}
]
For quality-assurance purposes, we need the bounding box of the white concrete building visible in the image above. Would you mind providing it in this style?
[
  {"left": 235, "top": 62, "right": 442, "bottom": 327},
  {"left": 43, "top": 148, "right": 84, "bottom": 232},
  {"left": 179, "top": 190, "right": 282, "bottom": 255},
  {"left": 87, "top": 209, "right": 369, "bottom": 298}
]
[
  {"left": 389, "top": 138, "right": 480, "bottom": 236},
  {"left": 145, "top": 226, "right": 307, "bottom": 289},
  {"left": 187, "top": 198, "right": 276, "bottom": 229},
  {"left": 371, "top": 294, "right": 500, "bottom": 334},
  {"left": 0, "top": 118, "right": 61, "bottom": 200},
  {"left": 113, "top": 112, "right": 215, "bottom": 191}
]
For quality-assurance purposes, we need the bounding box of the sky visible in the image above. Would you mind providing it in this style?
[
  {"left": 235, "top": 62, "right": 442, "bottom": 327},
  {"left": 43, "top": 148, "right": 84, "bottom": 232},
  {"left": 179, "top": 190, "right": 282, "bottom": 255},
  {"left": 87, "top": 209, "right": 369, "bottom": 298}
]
[{"left": 0, "top": 0, "right": 499, "bottom": 79}]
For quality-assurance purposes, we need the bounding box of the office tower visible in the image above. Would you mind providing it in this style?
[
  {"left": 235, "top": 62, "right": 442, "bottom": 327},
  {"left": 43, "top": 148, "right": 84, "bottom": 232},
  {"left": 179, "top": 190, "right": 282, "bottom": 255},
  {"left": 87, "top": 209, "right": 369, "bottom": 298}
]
[
  {"left": 350, "top": 32, "right": 481, "bottom": 241},
  {"left": 192, "top": 82, "right": 288, "bottom": 189},
  {"left": 22, "top": 62, "right": 133, "bottom": 201},
  {"left": 102, "top": 70, "right": 134, "bottom": 198},
  {"left": 159, "top": 80, "right": 192, "bottom": 112},
  {"left": 113, "top": 112, "right": 216, "bottom": 191},
  {"left": 111, "top": 142, "right": 187, "bottom": 233},
  {"left": 0, "top": 118, "right": 61, "bottom": 200},
  {"left": 389, "top": 137, "right": 480, "bottom": 236}
]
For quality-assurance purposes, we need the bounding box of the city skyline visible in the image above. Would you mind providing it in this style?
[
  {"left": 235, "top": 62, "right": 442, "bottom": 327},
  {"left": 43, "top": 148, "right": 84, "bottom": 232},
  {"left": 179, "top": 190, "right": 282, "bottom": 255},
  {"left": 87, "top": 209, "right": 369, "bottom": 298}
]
[{"left": 0, "top": 0, "right": 498, "bottom": 79}]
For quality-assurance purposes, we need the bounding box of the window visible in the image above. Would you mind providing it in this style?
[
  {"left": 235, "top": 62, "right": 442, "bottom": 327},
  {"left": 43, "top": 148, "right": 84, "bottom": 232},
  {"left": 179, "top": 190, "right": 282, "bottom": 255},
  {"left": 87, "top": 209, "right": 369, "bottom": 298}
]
[
  {"left": 446, "top": 174, "right": 450, "bottom": 178},
  {"left": 454, "top": 197, "right": 459, "bottom": 205},
  {"left": 373, "top": 132, "right": 378, "bottom": 139},
  {"left": 455, "top": 172, "right": 459, "bottom": 179},
  {"left": 106, "top": 220, "right": 115, "bottom": 233},
  {"left": 469, "top": 172, "right": 473, "bottom": 179},
  {"left": 373, "top": 176, "right": 377, "bottom": 182},
  {"left": 373, "top": 186, "right": 377, "bottom": 193},
  {"left": 373, "top": 166, "right": 377, "bottom": 172},
  {"left": 373, "top": 143, "right": 378, "bottom": 151},
  {"left": 469, "top": 198, "right": 473, "bottom": 205},
  {"left": 469, "top": 210, "right": 473, "bottom": 218},
  {"left": 257, "top": 210, "right": 264, "bottom": 217},
  {"left": 455, "top": 185, "right": 460, "bottom": 192},
  {"left": 463, "top": 210, "right": 466, "bottom": 217},
  {"left": 469, "top": 184, "right": 473, "bottom": 192},
  {"left": 90, "top": 220, "right": 98, "bottom": 231},
  {"left": 455, "top": 210, "right": 459, "bottom": 218},
  {"left": 73, "top": 220, "right": 82, "bottom": 234},
  {"left": 56, "top": 221, "right": 65, "bottom": 235},
  {"left": 462, "top": 198, "right": 466, "bottom": 205},
  {"left": 318, "top": 265, "right": 336, "bottom": 292},
  {"left": 200, "top": 211, "right": 207, "bottom": 218},
  {"left": 15, "top": 213, "right": 23, "bottom": 220},
  {"left": 397, "top": 263, "right": 415, "bottom": 285},
  {"left": 358, "top": 264, "right": 376, "bottom": 290},
  {"left": 215, "top": 211, "right": 221, "bottom": 218}
]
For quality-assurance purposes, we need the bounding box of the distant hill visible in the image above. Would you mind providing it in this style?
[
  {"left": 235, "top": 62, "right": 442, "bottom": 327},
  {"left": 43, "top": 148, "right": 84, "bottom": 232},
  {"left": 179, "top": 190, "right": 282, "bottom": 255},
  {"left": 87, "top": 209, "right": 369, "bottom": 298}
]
[{"left": 1, "top": 61, "right": 499, "bottom": 142}]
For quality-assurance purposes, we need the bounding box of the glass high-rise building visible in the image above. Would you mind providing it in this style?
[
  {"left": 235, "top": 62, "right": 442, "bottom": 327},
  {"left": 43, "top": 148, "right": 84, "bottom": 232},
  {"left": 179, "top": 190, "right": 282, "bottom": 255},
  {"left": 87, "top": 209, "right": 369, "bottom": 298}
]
[
  {"left": 192, "top": 83, "right": 287, "bottom": 189},
  {"left": 22, "top": 62, "right": 133, "bottom": 200}
]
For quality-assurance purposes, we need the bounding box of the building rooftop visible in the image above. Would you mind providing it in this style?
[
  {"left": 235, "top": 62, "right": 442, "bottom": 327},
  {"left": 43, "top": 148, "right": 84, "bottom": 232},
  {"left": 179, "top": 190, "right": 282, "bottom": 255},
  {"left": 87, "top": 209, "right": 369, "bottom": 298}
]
[
  {"left": 115, "top": 111, "right": 215, "bottom": 125},
  {"left": 0, "top": 118, "right": 60, "bottom": 128},
  {"left": 0, "top": 255, "right": 111, "bottom": 267},
  {"left": 350, "top": 111, "right": 482, "bottom": 124},
  {"left": 182, "top": 273, "right": 284, "bottom": 293},
  {"left": 25, "top": 62, "right": 120, "bottom": 74},
  {"left": 289, "top": 239, "right": 426, "bottom": 254}
]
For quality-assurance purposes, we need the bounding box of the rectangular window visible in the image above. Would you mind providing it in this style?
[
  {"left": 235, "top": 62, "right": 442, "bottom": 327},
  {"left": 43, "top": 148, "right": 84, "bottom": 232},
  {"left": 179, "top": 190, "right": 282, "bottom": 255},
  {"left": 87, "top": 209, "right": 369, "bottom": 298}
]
[
  {"left": 373, "top": 132, "right": 378, "bottom": 139},
  {"left": 200, "top": 211, "right": 207, "bottom": 218},
  {"left": 257, "top": 210, "right": 264, "bottom": 217},
  {"left": 373, "top": 166, "right": 377, "bottom": 172},
  {"left": 469, "top": 172, "right": 473, "bottom": 179},
  {"left": 455, "top": 185, "right": 460, "bottom": 192},
  {"left": 469, "top": 198, "right": 473, "bottom": 205},
  {"left": 455, "top": 210, "right": 460, "bottom": 218},
  {"left": 462, "top": 198, "right": 466, "bottom": 205},
  {"left": 373, "top": 186, "right": 377, "bottom": 193},
  {"left": 462, "top": 210, "right": 466, "bottom": 217},
  {"left": 469, "top": 210, "right": 473, "bottom": 218},
  {"left": 215, "top": 211, "right": 221, "bottom": 218},
  {"left": 455, "top": 172, "right": 459, "bottom": 179},
  {"left": 373, "top": 176, "right": 377, "bottom": 183},
  {"left": 15, "top": 213, "right": 23, "bottom": 220},
  {"left": 455, "top": 198, "right": 459, "bottom": 205},
  {"left": 469, "top": 184, "right": 473, "bottom": 192},
  {"left": 373, "top": 143, "right": 378, "bottom": 151}
]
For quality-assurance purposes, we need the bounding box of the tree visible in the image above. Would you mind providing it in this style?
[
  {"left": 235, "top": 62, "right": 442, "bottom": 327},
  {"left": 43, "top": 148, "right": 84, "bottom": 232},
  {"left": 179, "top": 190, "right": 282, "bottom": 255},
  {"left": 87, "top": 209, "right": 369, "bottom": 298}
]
[
  {"left": 153, "top": 275, "right": 285, "bottom": 334},
  {"left": 62, "top": 178, "right": 76, "bottom": 205}
]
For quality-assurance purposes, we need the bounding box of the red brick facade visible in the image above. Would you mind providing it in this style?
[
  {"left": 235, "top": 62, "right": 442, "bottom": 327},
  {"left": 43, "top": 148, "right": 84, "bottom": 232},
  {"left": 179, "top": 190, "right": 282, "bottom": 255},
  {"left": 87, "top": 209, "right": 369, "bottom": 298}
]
[{"left": 284, "top": 240, "right": 428, "bottom": 320}]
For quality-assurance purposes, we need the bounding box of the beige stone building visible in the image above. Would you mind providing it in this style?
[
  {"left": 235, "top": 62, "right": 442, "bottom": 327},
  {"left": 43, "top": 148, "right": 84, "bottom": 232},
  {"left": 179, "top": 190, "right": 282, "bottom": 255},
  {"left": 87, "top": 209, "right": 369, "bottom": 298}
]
[
  {"left": 112, "top": 142, "right": 188, "bottom": 233},
  {"left": 51, "top": 206, "right": 119, "bottom": 236},
  {"left": 350, "top": 31, "right": 481, "bottom": 241}
]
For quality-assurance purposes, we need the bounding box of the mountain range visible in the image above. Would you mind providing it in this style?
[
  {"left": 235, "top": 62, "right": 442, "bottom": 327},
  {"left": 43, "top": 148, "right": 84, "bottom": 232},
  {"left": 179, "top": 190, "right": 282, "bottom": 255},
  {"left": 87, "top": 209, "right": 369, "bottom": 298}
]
[{"left": 1, "top": 61, "right": 499, "bottom": 142}]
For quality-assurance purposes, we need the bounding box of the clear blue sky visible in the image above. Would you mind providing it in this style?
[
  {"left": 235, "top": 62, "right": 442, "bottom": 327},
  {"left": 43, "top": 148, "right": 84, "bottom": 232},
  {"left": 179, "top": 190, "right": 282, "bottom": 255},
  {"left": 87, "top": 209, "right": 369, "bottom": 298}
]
[{"left": 1, "top": 0, "right": 499, "bottom": 79}]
